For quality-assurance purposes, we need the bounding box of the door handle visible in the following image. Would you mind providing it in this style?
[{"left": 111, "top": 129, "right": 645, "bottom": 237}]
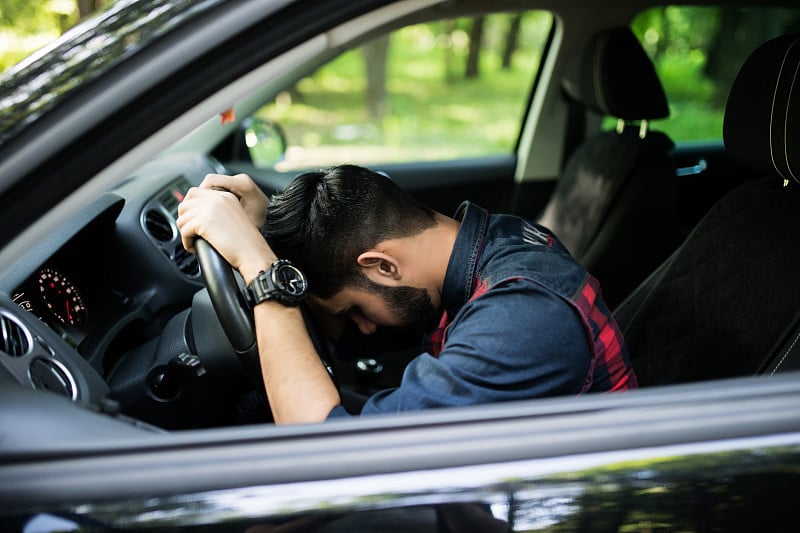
[{"left": 675, "top": 158, "right": 708, "bottom": 176}]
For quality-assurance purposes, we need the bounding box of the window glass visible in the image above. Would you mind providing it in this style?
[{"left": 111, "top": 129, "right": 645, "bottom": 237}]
[
  {"left": 250, "top": 11, "right": 553, "bottom": 171},
  {"left": 627, "top": 6, "right": 800, "bottom": 142}
]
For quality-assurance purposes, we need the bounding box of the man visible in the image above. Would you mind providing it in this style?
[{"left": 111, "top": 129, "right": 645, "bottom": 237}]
[{"left": 177, "top": 165, "right": 637, "bottom": 424}]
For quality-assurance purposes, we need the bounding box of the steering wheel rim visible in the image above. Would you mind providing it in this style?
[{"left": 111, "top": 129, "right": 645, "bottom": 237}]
[{"left": 195, "top": 238, "right": 257, "bottom": 356}]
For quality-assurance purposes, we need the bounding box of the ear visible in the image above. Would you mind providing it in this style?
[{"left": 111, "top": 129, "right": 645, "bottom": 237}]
[{"left": 357, "top": 250, "right": 402, "bottom": 283}]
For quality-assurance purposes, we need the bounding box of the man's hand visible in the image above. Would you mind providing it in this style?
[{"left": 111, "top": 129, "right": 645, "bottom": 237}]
[
  {"left": 177, "top": 184, "right": 275, "bottom": 283},
  {"left": 199, "top": 173, "right": 270, "bottom": 230},
  {"left": 177, "top": 173, "right": 341, "bottom": 425}
]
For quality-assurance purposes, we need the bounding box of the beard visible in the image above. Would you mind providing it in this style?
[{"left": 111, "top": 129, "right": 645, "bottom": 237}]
[{"left": 365, "top": 279, "right": 441, "bottom": 336}]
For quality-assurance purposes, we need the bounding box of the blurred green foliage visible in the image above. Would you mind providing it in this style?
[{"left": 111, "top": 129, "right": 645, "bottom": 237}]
[
  {"left": 0, "top": 0, "right": 107, "bottom": 72},
  {"left": 260, "top": 13, "right": 551, "bottom": 167},
  {"left": 3, "top": 3, "right": 799, "bottom": 150},
  {"left": 261, "top": 5, "right": 795, "bottom": 164},
  {"left": 629, "top": 6, "right": 799, "bottom": 141}
]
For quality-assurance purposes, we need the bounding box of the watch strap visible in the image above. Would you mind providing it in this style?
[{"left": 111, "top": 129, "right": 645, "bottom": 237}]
[
  {"left": 245, "top": 269, "right": 276, "bottom": 308},
  {"left": 245, "top": 259, "right": 307, "bottom": 307}
]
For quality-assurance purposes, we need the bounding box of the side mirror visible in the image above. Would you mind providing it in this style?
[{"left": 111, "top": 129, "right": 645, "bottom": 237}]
[{"left": 238, "top": 117, "right": 287, "bottom": 167}]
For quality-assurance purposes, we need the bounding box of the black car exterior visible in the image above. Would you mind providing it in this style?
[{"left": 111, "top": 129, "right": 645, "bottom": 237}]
[{"left": 1, "top": 0, "right": 800, "bottom": 531}]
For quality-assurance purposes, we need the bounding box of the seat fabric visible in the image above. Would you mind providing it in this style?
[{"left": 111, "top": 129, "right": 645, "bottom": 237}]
[
  {"left": 538, "top": 27, "right": 680, "bottom": 308},
  {"left": 615, "top": 177, "right": 800, "bottom": 385},
  {"left": 615, "top": 33, "right": 800, "bottom": 386}
]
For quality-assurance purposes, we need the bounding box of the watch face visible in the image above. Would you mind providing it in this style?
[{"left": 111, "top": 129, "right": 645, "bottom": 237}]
[{"left": 272, "top": 261, "right": 308, "bottom": 300}]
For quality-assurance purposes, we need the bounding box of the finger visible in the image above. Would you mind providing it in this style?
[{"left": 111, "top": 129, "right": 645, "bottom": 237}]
[
  {"left": 176, "top": 189, "right": 210, "bottom": 252},
  {"left": 200, "top": 173, "right": 253, "bottom": 197},
  {"left": 198, "top": 173, "right": 231, "bottom": 190},
  {"left": 176, "top": 210, "right": 198, "bottom": 254}
]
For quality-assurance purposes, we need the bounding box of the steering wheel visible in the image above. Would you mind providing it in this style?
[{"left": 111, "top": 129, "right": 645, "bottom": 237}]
[
  {"left": 195, "top": 239, "right": 257, "bottom": 356},
  {"left": 194, "top": 239, "right": 336, "bottom": 379}
]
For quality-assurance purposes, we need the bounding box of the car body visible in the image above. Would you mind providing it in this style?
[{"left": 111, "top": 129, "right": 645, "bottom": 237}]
[{"left": 1, "top": 0, "right": 800, "bottom": 531}]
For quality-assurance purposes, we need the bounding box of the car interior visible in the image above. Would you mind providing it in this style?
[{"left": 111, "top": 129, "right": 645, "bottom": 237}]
[
  {"left": 1, "top": 0, "right": 800, "bottom": 444},
  {"left": 537, "top": 25, "right": 680, "bottom": 309},
  {"left": 616, "top": 31, "right": 800, "bottom": 385}
]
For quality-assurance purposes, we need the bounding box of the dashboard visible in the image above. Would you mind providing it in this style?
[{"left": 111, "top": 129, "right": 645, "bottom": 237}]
[
  {"left": 0, "top": 147, "right": 413, "bottom": 431},
  {"left": 0, "top": 152, "right": 243, "bottom": 425},
  {"left": 11, "top": 204, "right": 128, "bottom": 355}
]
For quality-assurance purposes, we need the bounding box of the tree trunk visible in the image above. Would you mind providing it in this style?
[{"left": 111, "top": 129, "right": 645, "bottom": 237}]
[
  {"left": 501, "top": 14, "right": 523, "bottom": 70},
  {"left": 362, "top": 35, "right": 390, "bottom": 119},
  {"left": 77, "top": 0, "right": 104, "bottom": 19},
  {"left": 442, "top": 20, "right": 456, "bottom": 84},
  {"left": 655, "top": 7, "right": 668, "bottom": 58},
  {"left": 465, "top": 16, "right": 485, "bottom": 79}
]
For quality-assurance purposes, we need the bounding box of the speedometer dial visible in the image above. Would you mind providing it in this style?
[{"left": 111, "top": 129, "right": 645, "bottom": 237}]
[{"left": 38, "top": 268, "right": 87, "bottom": 327}]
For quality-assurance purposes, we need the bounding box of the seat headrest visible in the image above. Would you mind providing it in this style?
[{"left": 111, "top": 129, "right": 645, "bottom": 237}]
[
  {"left": 723, "top": 34, "right": 800, "bottom": 181},
  {"left": 562, "top": 27, "right": 669, "bottom": 121}
]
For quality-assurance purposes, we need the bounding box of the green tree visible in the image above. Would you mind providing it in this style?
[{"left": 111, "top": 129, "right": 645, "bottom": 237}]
[
  {"left": 0, "top": 0, "right": 110, "bottom": 72},
  {"left": 705, "top": 7, "right": 791, "bottom": 106}
]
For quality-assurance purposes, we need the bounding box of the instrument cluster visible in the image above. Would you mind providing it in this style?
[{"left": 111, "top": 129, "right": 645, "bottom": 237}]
[{"left": 13, "top": 266, "right": 91, "bottom": 350}]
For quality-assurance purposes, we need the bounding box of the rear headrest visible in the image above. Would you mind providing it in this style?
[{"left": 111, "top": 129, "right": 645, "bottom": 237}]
[
  {"left": 562, "top": 27, "right": 669, "bottom": 121},
  {"left": 723, "top": 34, "right": 800, "bottom": 182}
]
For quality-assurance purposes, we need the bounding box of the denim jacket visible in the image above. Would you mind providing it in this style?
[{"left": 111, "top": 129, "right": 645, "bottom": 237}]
[{"left": 329, "top": 202, "right": 637, "bottom": 418}]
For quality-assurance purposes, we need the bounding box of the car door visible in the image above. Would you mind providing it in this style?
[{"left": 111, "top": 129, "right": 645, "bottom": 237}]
[{"left": 3, "top": 374, "right": 800, "bottom": 531}]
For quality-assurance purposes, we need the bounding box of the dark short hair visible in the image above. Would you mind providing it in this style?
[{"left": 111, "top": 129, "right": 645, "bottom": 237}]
[{"left": 263, "top": 164, "right": 437, "bottom": 298}]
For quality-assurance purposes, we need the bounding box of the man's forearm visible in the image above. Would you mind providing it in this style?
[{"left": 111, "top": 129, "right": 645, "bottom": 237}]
[{"left": 253, "top": 302, "right": 341, "bottom": 424}]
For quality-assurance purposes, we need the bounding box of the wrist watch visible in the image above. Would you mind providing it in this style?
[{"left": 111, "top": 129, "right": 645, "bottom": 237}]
[{"left": 245, "top": 259, "right": 308, "bottom": 307}]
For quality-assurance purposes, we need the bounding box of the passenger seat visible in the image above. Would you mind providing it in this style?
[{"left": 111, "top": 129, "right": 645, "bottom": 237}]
[{"left": 538, "top": 27, "right": 681, "bottom": 307}]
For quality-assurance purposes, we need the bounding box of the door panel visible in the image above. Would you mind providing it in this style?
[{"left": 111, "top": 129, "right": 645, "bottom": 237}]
[
  {"left": 361, "top": 155, "right": 519, "bottom": 216},
  {"left": 670, "top": 141, "right": 754, "bottom": 238},
  {"left": 3, "top": 376, "right": 800, "bottom": 532}
]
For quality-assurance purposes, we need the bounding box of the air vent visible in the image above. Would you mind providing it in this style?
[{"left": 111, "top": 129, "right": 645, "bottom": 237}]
[
  {"left": 29, "top": 357, "right": 76, "bottom": 399},
  {"left": 0, "top": 313, "right": 31, "bottom": 357},
  {"left": 159, "top": 189, "right": 180, "bottom": 216},
  {"left": 174, "top": 245, "right": 200, "bottom": 276},
  {"left": 144, "top": 209, "right": 174, "bottom": 242},
  {"left": 159, "top": 176, "right": 190, "bottom": 217}
]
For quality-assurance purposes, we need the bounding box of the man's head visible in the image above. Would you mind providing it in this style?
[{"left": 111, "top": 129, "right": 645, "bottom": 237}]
[{"left": 264, "top": 165, "right": 442, "bottom": 334}]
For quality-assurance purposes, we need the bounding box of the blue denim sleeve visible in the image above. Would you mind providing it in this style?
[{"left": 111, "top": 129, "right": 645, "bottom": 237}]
[
  {"left": 358, "top": 279, "right": 592, "bottom": 415},
  {"left": 326, "top": 405, "right": 352, "bottom": 419}
]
